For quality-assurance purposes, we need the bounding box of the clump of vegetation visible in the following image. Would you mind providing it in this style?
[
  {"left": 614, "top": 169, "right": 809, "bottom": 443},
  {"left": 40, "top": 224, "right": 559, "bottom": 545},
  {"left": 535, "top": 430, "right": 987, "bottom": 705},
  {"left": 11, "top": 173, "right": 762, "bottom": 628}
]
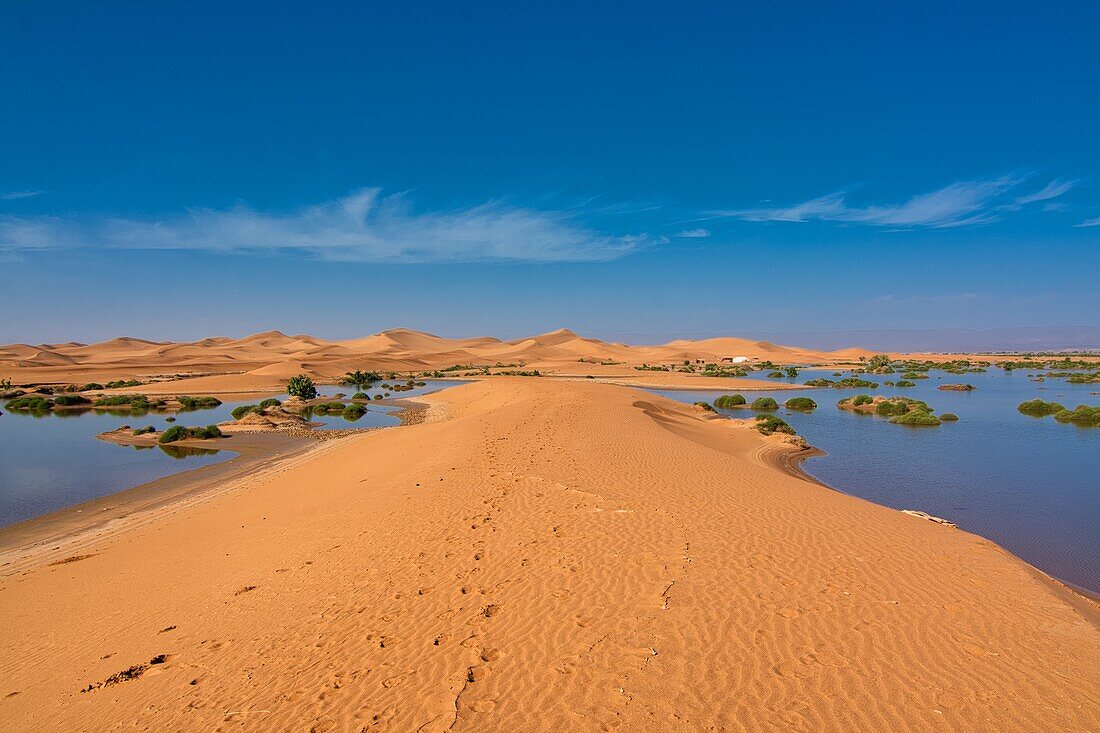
[
  {"left": 938, "top": 384, "right": 976, "bottom": 391},
  {"left": 177, "top": 395, "right": 222, "bottom": 410},
  {"left": 1017, "top": 399, "right": 1065, "bottom": 416},
  {"left": 767, "top": 371, "right": 784, "bottom": 378},
  {"left": 312, "top": 401, "right": 347, "bottom": 414},
  {"left": 750, "top": 397, "right": 779, "bottom": 411},
  {"left": 93, "top": 394, "right": 150, "bottom": 407},
  {"left": 53, "top": 394, "right": 92, "bottom": 406},
  {"left": 694, "top": 401, "right": 716, "bottom": 412},
  {"left": 713, "top": 394, "right": 746, "bottom": 409},
  {"left": 754, "top": 415, "right": 796, "bottom": 435},
  {"left": 341, "top": 370, "right": 381, "bottom": 391},
  {"left": 1052, "top": 405, "right": 1100, "bottom": 426},
  {"left": 342, "top": 404, "right": 367, "bottom": 420},
  {"left": 287, "top": 374, "right": 318, "bottom": 400},
  {"left": 105, "top": 379, "right": 142, "bottom": 389},
  {"left": 785, "top": 366, "right": 800, "bottom": 378},
  {"left": 784, "top": 397, "right": 817, "bottom": 411},
  {"left": 850, "top": 394, "right": 874, "bottom": 406},
  {"left": 132, "top": 426, "right": 156, "bottom": 435},
  {"left": 939, "top": 413, "right": 959, "bottom": 421},
  {"left": 805, "top": 377, "right": 878, "bottom": 389},
  {"left": 867, "top": 354, "right": 892, "bottom": 370},
  {"left": 159, "top": 424, "right": 223, "bottom": 443},
  {"left": 258, "top": 398, "right": 282, "bottom": 409},
  {"left": 373, "top": 394, "right": 384, "bottom": 400},
  {"left": 901, "top": 371, "right": 930, "bottom": 380},
  {"left": 231, "top": 404, "right": 258, "bottom": 420},
  {"left": 894, "top": 380, "right": 916, "bottom": 387},
  {"left": 351, "top": 392, "right": 370, "bottom": 401},
  {"left": 890, "top": 410, "right": 942, "bottom": 426},
  {"left": 5, "top": 395, "right": 54, "bottom": 410},
  {"left": 79, "top": 382, "right": 105, "bottom": 391}
]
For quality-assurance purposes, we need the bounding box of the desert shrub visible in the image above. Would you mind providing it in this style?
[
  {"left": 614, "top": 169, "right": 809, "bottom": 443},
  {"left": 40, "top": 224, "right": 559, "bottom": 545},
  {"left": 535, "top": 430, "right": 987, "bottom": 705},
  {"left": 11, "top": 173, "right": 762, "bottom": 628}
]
[
  {"left": 105, "top": 379, "right": 142, "bottom": 389},
  {"left": 6, "top": 396, "right": 54, "bottom": 410},
  {"left": 852, "top": 394, "right": 874, "bottom": 406},
  {"left": 287, "top": 374, "right": 318, "bottom": 400},
  {"left": 312, "top": 401, "right": 346, "bottom": 414},
  {"left": 754, "top": 415, "right": 796, "bottom": 435},
  {"left": 890, "top": 410, "right": 941, "bottom": 426},
  {"left": 93, "top": 395, "right": 149, "bottom": 407},
  {"left": 1052, "top": 405, "right": 1100, "bottom": 426},
  {"left": 231, "top": 404, "right": 258, "bottom": 420},
  {"left": 158, "top": 426, "right": 189, "bottom": 443},
  {"left": 1017, "top": 399, "right": 1065, "bottom": 416},
  {"left": 939, "top": 413, "right": 959, "bottom": 421},
  {"left": 133, "top": 426, "right": 156, "bottom": 435},
  {"left": 750, "top": 397, "right": 779, "bottom": 411},
  {"left": 177, "top": 395, "right": 222, "bottom": 410},
  {"left": 80, "top": 382, "right": 105, "bottom": 391},
  {"left": 784, "top": 397, "right": 817, "bottom": 411},
  {"left": 714, "top": 394, "right": 747, "bottom": 409},
  {"left": 875, "top": 400, "right": 912, "bottom": 416},
  {"left": 342, "top": 404, "right": 367, "bottom": 421},
  {"left": 868, "top": 354, "right": 891, "bottom": 369},
  {"left": 694, "top": 401, "right": 716, "bottom": 412},
  {"left": 159, "top": 424, "right": 223, "bottom": 443},
  {"left": 351, "top": 392, "right": 369, "bottom": 401},
  {"left": 258, "top": 398, "right": 282, "bottom": 409},
  {"left": 373, "top": 394, "right": 383, "bottom": 400},
  {"left": 767, "top": 371, "right": 784, "bottom": 378},
  {"left": 53, "top": 394, "right": 92, "bottom": 406},
  {"left": 895, "top": 380, "right": 916, "bottom": 387}
]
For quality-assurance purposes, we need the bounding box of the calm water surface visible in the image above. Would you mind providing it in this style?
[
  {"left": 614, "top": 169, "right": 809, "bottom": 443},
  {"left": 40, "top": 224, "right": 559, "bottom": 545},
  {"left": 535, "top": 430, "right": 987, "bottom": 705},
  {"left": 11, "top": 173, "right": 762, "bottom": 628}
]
[
  {"left": 0, "top": 380, "right": 460, "bottom": 526},
  {"left": 648, "top": 369, "right": 1099, "bottom": 594}
]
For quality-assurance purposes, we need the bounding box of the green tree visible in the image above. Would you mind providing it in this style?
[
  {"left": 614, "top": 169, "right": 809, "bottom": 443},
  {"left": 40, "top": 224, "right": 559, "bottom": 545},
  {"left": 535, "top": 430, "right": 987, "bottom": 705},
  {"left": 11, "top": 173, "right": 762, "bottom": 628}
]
[
  {"left": 287, "top": 374, "right": 318, "bottom": 400},
  {"left": 785, "top": 366, "right": 800, "bottom": 379},
  {"left": 341, "top": 369, "right": 381, "bottom": 392},
  {"left": 868, "top": 354, "right": 891, "bottom": 369}
]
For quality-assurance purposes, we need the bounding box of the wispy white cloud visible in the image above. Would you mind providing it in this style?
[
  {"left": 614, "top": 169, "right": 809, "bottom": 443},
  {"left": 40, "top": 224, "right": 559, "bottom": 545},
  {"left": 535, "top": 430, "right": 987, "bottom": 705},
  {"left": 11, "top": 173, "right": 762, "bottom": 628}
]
[
  {"left": 674, "top": 228, "right": 711, "bottom": 238},
  {"left": 1014, "top": 178, "right": 1075, "bottom": 205},
  {"left": 0, "top": 190, "right": 46, "bottom": 201},
  {"left": 0, "top": 188, "right": 651, "bottom": 263},
  {"left": 1076, "top": 216, "right": 1100, "bottom": 228},
  {"left": 710, "top": 175, "right": 1075, "bottom": 229}
]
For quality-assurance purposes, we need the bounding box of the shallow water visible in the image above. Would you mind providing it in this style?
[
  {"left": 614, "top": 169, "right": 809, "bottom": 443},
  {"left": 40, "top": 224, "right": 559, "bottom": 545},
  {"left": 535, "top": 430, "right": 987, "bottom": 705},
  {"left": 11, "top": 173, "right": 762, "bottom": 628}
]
[
  {"left": 647, "top": 369, "right": 1100, "bottom": 594},
  {"left": 0, "top": 380, "right": 461, "bottom": 526}
]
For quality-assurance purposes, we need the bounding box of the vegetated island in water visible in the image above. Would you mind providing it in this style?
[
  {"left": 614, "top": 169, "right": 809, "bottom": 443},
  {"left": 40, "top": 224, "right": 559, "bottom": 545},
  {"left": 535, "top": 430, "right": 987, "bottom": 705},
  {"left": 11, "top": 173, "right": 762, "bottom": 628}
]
[
  {"left": 938, "top": 383, "right": 976, "bottom": 391},
  {"left": 1018, "top": 399, "right": 1100, "bottom": 426},
  {"left": 837, "top": 394, "right": 951, "bottom": 426}
]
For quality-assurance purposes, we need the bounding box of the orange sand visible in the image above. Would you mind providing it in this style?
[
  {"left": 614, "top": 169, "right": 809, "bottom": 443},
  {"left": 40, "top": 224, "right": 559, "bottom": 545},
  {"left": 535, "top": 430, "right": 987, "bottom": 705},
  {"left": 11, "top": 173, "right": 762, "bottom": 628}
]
[{"left": 0, "top": 379, "right": 1096, "bottom": 731}]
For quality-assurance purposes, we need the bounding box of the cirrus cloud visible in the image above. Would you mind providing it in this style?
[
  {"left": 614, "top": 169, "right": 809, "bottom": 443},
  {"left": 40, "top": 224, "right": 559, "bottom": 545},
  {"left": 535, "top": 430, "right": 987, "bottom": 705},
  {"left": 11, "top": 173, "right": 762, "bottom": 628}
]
[{"left": 0, "top": 188, "right": 651, "bottom": 263}]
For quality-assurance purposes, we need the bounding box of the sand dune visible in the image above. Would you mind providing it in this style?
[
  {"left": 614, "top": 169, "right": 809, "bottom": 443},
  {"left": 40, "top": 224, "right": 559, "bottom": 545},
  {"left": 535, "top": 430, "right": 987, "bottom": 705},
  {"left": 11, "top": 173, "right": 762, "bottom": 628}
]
[{"left": 0, "top": 379, "right": 1095, "bottom": 731}]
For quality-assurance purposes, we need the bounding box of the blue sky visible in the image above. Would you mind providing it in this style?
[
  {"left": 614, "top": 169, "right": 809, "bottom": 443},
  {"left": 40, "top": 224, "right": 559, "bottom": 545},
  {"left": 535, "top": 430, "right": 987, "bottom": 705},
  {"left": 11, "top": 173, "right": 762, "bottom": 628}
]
[{"left": 2, "top": 2, "right": 1098, "bottom": 347}]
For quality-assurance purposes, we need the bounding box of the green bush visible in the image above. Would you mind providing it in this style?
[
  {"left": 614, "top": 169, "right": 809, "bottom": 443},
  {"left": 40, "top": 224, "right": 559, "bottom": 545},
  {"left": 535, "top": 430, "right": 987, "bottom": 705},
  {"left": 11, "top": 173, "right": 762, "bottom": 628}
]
[
  {"left": 105, "top": 379, "right": 142, "bottom": 389},
  {"left": 784, "top": 397, "right": 817, "bottom": 411},
  {"left": 1017, "top": 399, "right": 1065, "bottom": 416},
  {"left": 767, "top": 371, "right": 784, "bottom": 378},
  {"left": 351, "top": 392, "right": 370, "bottom": 401},
  {"left": 258, "top": 398, "right": 282, "bottom": 409},
  {"left": 694, "top": 401, "right": 716, "bottom": 412},
  {"left": 852, "top": 394, "right": 874, "bottom": 406},
  {"left": 79, "top": 382, "right": 105, "bottom": 391},
  {"left": 93, "top": 395, "right": 149, "bottom": 407},
  {"left": 5, "top": 396, "right": 54, "bottom": 410},
  {"left": 287, "top": 374, "right": 318, "bottom": 400},
  {"left": 939, "top": 413, "right": 959, "bottom": 421},
  {"left": 312, "top": 401, "right": 346, "bottom": 414},
  {"left": 373, "top": 394, "right": 384, "bottom": 400},
  {"left": 53, "top": 394, "right": 92, "bottom": 406},
  {"left": 714, "top": 394, "right": 747, "bottom": 409},
  {"left": 177, "top": 395, "right": 222, "bottom": 410},
  {"left": 342, "top": 404, "right": 367, "bottom": 421},
  {"left": 1052, "top": 405, "right": 1100, "bottom": 426},
  {"left": 895, "top": 380, "right": 916, "bottom": 387},
  {"left": 938, "top": 383, "right": 976, "bottom": 391},
  {"left": 231, "top": 404, "right": 258, "bottom": 420},
  {"left": 754, "top": 415, "right": 796, "bottom": 435},
  {"left": 750, "top": 397, "right": 779, "bottom": 411},
  {"left": 890, "top": 410, "right": 941, "bottom": 426},
  {"left": 159, "top": 424, "right": 223, "bottom": 443},
  {"left": 133, "top": 426, "right": 156, "bottom": 435}
]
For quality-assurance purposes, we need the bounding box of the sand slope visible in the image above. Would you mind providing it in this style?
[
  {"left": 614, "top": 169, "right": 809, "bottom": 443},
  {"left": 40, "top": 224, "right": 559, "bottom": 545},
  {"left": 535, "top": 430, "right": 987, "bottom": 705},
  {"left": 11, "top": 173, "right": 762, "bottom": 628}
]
[{"left": 0, "top": 379, "right": 1096, "bottom": 731}]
